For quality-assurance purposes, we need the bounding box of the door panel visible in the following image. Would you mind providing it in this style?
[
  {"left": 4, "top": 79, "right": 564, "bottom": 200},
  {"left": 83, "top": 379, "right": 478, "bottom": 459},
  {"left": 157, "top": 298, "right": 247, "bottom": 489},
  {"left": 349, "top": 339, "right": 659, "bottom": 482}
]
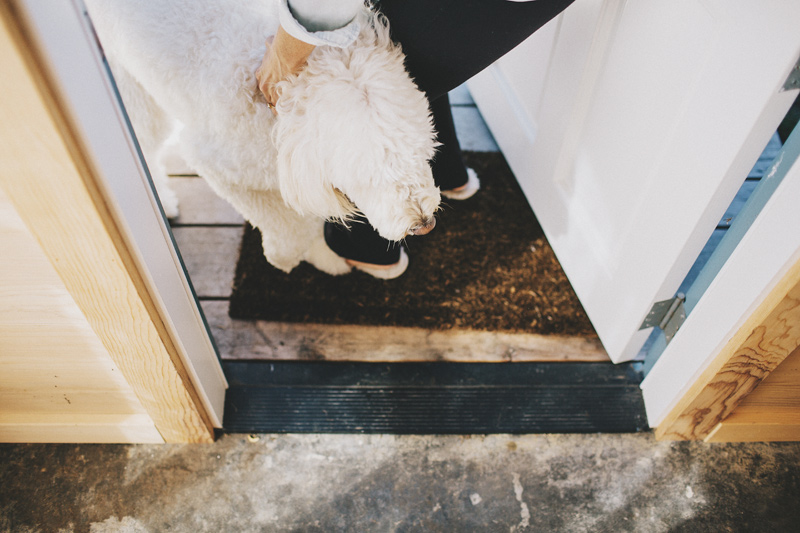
[{"left": 469, "top": 0, "right": 800, "bottom": 362}]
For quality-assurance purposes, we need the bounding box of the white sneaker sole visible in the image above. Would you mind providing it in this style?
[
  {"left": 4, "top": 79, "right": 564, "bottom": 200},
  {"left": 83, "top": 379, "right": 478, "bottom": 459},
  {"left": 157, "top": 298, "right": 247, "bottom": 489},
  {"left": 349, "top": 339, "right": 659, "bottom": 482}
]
[
  {"left": 348, "top": 247, "right": 409, "bottom": 280},
  {"left": 441, "top": 168, "right": 480, "bottom": 201}
]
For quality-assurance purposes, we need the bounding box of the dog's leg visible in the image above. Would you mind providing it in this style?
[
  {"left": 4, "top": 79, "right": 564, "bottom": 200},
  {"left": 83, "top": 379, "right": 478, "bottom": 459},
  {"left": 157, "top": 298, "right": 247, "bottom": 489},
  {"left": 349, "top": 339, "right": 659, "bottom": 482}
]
[
  {"left": 301, "top": 231, "right": 354, "bottom": 276},
  {"left": 204, "top": 181, "right": 351, "bottom": 275},
  {"left": 110, "top": 60, "right": 181, "bottom": 218}
]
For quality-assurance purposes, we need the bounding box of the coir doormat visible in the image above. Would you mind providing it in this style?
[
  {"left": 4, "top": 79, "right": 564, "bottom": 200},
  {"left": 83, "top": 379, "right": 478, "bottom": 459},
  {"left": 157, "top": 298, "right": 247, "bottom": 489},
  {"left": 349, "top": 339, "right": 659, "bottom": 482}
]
[{"left": 228, "top": 152, "right": 596, "bottom": 336}]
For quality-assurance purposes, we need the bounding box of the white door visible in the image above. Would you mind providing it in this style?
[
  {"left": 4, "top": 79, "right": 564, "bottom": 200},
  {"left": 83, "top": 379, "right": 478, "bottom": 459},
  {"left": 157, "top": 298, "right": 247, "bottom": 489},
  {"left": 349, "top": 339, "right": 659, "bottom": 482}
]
[{"left": 469, "top": 0, "right": 800, "bottom": 362}]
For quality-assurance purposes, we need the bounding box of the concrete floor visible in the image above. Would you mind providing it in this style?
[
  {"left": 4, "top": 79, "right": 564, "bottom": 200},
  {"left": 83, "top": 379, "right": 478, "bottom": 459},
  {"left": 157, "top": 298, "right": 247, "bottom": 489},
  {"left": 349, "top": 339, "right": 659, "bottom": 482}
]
[{"left": 2, "top": 433, "right": 799, "bottom": 532}]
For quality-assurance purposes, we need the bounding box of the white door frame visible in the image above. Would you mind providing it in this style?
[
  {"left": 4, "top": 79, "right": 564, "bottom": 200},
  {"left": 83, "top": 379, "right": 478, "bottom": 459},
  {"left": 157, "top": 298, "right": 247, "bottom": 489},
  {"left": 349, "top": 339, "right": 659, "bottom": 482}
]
[{"left": 16, "top": 0, "right": 227, "bottom": 426}]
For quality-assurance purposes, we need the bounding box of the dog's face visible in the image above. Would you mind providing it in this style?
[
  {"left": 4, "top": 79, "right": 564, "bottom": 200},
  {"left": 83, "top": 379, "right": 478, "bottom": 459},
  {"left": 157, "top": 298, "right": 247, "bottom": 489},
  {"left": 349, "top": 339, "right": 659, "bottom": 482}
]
[
  {"left": 334, "top": 146, "right": 441, "bottom": 241},
  {"left": 273, "top": 15, "right": 441, "bottom": 241}
]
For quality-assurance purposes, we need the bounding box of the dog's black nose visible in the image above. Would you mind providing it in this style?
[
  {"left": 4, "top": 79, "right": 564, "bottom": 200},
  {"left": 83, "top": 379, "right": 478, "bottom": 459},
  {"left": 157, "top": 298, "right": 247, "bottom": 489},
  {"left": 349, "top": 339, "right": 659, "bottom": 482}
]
[{"left": 410, "top": 217, "right": 436, "bottom": 236}]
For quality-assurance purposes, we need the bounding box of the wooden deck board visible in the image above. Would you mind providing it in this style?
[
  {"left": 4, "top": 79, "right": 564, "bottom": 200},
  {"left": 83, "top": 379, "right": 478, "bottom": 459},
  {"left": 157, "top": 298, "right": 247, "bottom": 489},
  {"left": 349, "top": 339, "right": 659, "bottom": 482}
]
[
  {"left": 168, "top": 177, "right": 244, "bottom": 226},
  {"left": 171, "top": 226, "right": 242, "bottom": 298},
  {"left": 448, "top": 83, "right": 475, "bottom": 106},
  {"left": 451, "top": 107, "right": 499, "bottom": 152},
  {"left": 201, "top": 301, "right": 608, "bottom": 363}
]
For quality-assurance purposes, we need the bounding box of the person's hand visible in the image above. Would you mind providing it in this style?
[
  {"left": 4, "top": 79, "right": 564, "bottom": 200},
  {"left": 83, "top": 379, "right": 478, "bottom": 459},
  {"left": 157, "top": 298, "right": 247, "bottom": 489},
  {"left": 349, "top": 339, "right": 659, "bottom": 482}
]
[
  {"left": 255, "top": 36, "right": 280, "bottom": 115},
  {"left": 256, "top": 27, "right": 315, "bottom": 116}
]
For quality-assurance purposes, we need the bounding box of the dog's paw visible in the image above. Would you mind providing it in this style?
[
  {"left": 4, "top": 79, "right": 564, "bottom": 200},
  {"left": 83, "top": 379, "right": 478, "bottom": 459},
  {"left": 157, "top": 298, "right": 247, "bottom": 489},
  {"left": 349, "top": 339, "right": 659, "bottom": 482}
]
[
  {"left": 303, "top": 236, "right": 352, "bottom": 276},
  {"left": 160, "top": 196, "right": 181, "bottom": 219},
  {"left": 158, "top": 189, "right": 181, "bottom": 219},
  {"left": 151, "top": 172, "right": 180, "bottom": 219}
]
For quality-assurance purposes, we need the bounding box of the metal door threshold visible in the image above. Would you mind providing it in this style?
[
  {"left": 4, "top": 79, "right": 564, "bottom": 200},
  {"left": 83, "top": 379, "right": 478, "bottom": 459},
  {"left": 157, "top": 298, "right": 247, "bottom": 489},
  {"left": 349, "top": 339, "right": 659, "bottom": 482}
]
[{"left": 220, "top": 362, "right": 647, "bottom": 435}]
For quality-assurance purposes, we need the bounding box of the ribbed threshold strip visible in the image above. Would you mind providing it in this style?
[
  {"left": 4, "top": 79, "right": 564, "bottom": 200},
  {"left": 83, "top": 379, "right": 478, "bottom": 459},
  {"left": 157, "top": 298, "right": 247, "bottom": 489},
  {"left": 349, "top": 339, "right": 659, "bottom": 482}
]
[{"left": 221, "top": 362, "right": 647, "bottom": 435}]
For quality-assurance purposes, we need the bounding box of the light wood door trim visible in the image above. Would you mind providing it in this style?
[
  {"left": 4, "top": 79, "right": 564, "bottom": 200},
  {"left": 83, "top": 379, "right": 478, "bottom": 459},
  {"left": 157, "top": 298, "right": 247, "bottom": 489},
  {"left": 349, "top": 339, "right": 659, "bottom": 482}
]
[
  {"left": 706, "top": 344, "right": 800, "bottom": 442},
  {"left": 706, "top": 422, "right": 800, "bottom": 443},
  {"left": 654, "top": 255, "right": 800, "bottom": 441},
  {"left": 0, "top": 3, "right": 214, "bottom": 442}
]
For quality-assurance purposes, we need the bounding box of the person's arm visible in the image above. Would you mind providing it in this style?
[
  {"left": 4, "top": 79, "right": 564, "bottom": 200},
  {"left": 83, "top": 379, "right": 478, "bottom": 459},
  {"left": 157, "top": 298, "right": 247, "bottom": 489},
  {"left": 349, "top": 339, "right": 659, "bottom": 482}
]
[
  {"left": 256, "top": 0, "right": 362, "bottom": 112},
  {"left": 256, "top": 26, "right": 315, "bottom": 110}
]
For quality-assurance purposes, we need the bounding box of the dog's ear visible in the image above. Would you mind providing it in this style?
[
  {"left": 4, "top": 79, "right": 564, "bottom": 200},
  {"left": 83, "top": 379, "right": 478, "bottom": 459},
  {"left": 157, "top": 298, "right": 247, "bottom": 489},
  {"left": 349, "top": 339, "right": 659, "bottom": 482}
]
[
  {"left": 273, "top": 116, "right": 356, "bottom": 221},
  {"left": 271, "top": 55, "right": 366, "bottom": 221}
]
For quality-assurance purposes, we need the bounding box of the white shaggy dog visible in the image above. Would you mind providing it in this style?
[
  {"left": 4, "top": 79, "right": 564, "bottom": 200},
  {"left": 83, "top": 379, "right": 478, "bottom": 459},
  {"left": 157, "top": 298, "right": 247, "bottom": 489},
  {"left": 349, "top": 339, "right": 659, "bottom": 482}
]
[{"left": 85, "top": 0, "right": 441, "bottom": 276}]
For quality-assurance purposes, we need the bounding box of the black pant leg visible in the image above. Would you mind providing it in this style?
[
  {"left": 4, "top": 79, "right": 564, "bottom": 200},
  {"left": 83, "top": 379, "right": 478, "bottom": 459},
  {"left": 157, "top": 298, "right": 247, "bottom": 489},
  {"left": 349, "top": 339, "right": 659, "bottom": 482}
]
[
  {"left": 379, "top": 0, "right": 576, "bottom": 191},
  {"left": 429, "top": 93, "right": 469, "bottom": 190},
  {"left": 378, "top": 0, "right": 576, "bottom": 100},
  {"left": 325, "top": 215, "right": 402, "bottom": 265}
]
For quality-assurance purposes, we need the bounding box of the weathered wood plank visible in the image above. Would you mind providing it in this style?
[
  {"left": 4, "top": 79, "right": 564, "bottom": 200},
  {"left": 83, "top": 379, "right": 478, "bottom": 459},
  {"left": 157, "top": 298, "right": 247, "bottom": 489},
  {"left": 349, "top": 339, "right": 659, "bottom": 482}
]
[
  {"left": 655, "top": 256, "right": 800, "bottom": 441},
  {"left": 448, "top": 84, "right": 475, "bottom": 106},
  {"left": 171, "top": 226, "right": 243, "bottom": 298},
  {"left": 201, "top": 300, "right": 608, "bottom": 363},
  {"left": 452, "top": 106, "right": 500, "bottom": 152},
  {"left": 169, "top": 177, "right": 244, "bottom": 225}
]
